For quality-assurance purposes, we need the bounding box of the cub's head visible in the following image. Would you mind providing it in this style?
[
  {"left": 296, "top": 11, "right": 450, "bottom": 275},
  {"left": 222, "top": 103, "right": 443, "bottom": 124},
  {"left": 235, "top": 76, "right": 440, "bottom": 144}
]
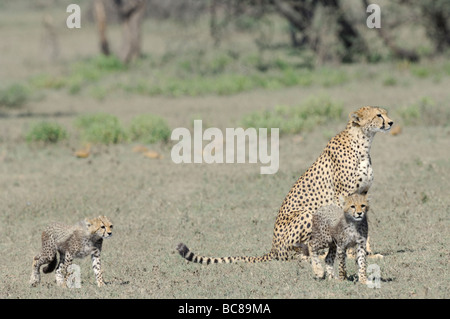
[
  {"left": 340, "top": 193, "right": 369, "bottom": 221},
  {"left": 86, "top": 215, "right": 113, "bottom": 238},
  {"left": 350, "top": 106, "right": 394, "bottom": 134}
]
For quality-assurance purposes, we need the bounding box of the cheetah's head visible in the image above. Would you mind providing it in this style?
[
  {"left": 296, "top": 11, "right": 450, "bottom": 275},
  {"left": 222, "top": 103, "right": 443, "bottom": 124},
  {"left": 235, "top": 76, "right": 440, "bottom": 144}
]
[
  {"left": 85, "top": 215, "right": 113, "bottom": 239},
  {"left": 340, "top": 193, "right": 369, "bottom": 222},
  {"left": 350, "top": 106, "right": 394, "bottom": 134}
]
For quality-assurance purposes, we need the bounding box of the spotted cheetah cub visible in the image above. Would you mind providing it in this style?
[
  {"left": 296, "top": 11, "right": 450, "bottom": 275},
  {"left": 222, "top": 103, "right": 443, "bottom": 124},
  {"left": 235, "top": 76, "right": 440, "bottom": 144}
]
[
  {"left": 30, "top": 216, "right": 113, "bottom": 287},
  {"left": 308, "top": 194, "right": 369, "bottom": 284}
]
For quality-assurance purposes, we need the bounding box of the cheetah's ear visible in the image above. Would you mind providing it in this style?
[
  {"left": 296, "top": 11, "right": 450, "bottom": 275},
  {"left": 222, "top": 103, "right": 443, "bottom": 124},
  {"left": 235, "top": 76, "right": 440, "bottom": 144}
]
[{"left": 350, "top": 111, "right": 361, "bottom": 126}]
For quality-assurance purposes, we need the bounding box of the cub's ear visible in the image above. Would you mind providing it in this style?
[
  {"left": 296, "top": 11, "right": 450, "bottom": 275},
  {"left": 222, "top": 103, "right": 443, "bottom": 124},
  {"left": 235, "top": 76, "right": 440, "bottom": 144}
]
[
  {"left": 84, "top": 218, "right": 92, "bottom": 227},
  {"left": 350, "top": 111, "right": 361, "bottom": 126}
]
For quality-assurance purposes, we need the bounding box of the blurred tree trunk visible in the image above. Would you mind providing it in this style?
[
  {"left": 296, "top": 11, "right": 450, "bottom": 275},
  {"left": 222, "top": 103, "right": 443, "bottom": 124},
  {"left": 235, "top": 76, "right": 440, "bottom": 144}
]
[
  {"left": 273, "top": 0, "right": 368, "bottom": 62},
  {"left": 210, "top": 0, "right": 220, "bottom": 46},
  {"left": 94, "top": 0, "right": 110, "bottom": 55},
  {"left": 272, "top": 0, "right": 316, "bottom": 47},
  {"left": 114, "top": 0, "right": 147, "bottom": 64},
  {"left": 325, "top": 0, "right": 368, "bottom": 62},
  {"left": 41, "top": 14, "right": 60, "bottom": 62}
]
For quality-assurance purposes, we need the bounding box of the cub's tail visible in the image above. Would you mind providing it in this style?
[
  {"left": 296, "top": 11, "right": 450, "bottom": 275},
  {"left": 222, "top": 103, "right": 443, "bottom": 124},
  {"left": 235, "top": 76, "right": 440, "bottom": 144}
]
[
  {"left": 176, "top": 243, "right": 274, "bottom": 264},
  {"left": 42, "top": 254, "right": 57, "bottom": 273}
]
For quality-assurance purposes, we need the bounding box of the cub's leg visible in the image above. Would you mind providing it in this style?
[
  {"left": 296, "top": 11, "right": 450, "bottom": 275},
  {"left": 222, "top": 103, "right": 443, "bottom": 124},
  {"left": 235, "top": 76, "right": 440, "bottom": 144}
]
[
  {"left": 55, "top": 252, "right": 73, "bottom": 287},
  {"left": 336, "top": 246, "right": 347, "bottom": 280},
  {"left": 91, "top": 248, "right": 104, "bottom": 287},
  {"left": 29, "top": 232, "right": 57, "bottom": 287},
  {"left": 30, "top": 253, "right": 53, "bottom": 287},
  {"left": 324, "top": 242, "right": 337, "bottom": 279},
  {"left": 308, "top": 242, "right": 324, "bottom": 279}
]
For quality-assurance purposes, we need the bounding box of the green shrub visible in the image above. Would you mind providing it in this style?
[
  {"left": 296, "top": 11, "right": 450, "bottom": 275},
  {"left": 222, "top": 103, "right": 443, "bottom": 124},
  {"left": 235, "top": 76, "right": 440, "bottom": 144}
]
[
  {"left": 128, "top": 114, "right": 171, "bottom": 144},
  {"left": 75, "top": 113, "right": 126, "bottom": 144},
  {"left": 0, "top": 84, "right": 29, "bottom": 107},
  {"left": 241, "top": 95, "right": 343, "bottom": 135},
  {"left": 25, "top": 121, "right": 68, "bottom": 144}
]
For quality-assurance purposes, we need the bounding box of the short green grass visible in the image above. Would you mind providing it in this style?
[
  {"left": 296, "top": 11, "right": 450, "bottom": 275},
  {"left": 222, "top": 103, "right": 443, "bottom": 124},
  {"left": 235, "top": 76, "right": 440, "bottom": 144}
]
[
  {"left": 74, "top": 113, "right": 127, "bottom": 145},
  {"left": 23, "top": 53, "right": 450, "bottom": 101},
  {"left": 241, "top": 95, "right": 343, "bottom": 135},
  {"left": 25, "top": 121, "right": 68, "bottom": 144},
  {"left": 73, "top": 113, "right": 172, "bottom": 145},
  {"left": 128, "top": 114, "right": 171, "bottom": 144},
  {"left": 0, "top": 83, "right": 29, "bottom": 108}
]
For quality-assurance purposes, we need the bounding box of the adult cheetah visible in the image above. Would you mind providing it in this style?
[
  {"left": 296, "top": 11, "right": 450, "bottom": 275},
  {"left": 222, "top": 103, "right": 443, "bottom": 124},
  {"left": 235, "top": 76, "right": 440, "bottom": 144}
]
[{"left": 177, "top": 106, "right": 393, "bottom": 264}]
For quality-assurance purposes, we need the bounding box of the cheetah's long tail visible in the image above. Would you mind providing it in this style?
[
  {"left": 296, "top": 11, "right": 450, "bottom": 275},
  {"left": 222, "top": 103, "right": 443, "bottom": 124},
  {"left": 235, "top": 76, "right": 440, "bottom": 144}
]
[
  {"left": 176, "top": 243, "right": 275, "bottom": 264},
  {"left": 42, "top": 254, "right": 57, "bottom": 273}
]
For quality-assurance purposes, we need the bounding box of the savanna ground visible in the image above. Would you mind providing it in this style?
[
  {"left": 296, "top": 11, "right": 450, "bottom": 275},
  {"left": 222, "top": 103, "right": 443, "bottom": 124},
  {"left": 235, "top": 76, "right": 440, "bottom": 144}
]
[{"left": 0, "top": 1, "right": 449, "bottom": 299}]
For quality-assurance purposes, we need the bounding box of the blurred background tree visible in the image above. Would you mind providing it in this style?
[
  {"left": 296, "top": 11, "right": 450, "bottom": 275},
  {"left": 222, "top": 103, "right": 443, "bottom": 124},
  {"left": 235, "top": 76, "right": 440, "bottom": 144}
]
[{"left": 86, "top": 0, "right": 449, "bottom": 64}]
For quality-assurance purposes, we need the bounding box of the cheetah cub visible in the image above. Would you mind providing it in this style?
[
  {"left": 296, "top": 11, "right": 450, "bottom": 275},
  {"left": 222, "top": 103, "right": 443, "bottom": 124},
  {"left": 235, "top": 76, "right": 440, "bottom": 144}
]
[
  {"left": 308, "top": 194, "right": 369, "bottom": 284},
  {"left": 30, "top": 216, "right": 113, "bottom": 288}
]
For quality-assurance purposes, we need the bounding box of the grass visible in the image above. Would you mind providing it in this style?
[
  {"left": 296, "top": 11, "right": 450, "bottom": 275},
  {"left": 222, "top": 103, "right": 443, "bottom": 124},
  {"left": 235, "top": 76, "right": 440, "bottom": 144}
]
[
  {"left": 25, "top": 121, "right": 68, "bottom": 144},
  {"left": 0, "top": 83, "right": 29, "bottom": 108},
  {"left": 73, "top": 113, "right": 172, "bottom": 145},
  {"left": 24, "top": 49, "right": 350, "bottom": 99},
  {"left": 74, "top": 113, "right": 127, "bottom": 145},
  {"left": 29, "top": 55, "right": 126, "bottom": 97},
  {"left": 17, "top": 45, "right": 450, "bottom": 101},
  {"left": 241, "top": 95, "right": 344, "bottom": 135},
  {"left": 25, "top": 53, "right": 450, "bottom": 101},
  {"left": 4, "top": 112, "right": 174, "bottom": 147},
  {"left": 128, "top": 114, "right": 171, "bottom": 144}
]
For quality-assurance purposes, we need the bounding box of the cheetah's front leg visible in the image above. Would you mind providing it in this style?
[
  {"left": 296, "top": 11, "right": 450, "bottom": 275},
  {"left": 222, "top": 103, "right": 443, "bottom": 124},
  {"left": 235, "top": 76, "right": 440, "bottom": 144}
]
[{"left": 91, "top": 249, "right": 104, "bottom": 287}]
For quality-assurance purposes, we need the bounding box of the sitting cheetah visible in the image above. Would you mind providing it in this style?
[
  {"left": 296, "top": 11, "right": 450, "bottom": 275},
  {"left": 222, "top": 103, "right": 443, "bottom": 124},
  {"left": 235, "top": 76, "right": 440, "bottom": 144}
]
[
  {"left": 177, "top": 106, "right": 392, "bottom": 265},
  {"left": 308, "top": 193, "right": 369, "bottom": 283},
  {"left": 30, "top": 216, "right": 113, "bottom": 287}
]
